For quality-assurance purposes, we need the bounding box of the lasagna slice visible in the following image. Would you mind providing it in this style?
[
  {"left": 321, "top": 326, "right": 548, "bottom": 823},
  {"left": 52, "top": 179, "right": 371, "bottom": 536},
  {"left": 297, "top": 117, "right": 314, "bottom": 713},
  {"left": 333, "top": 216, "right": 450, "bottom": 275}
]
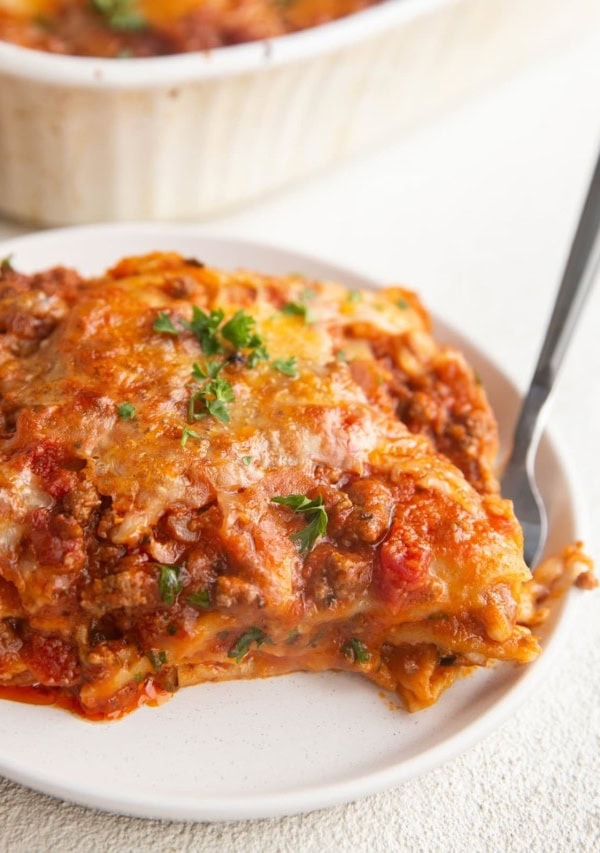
[{"left": 0, "top": 252, "right": 593, "bottom": 719}]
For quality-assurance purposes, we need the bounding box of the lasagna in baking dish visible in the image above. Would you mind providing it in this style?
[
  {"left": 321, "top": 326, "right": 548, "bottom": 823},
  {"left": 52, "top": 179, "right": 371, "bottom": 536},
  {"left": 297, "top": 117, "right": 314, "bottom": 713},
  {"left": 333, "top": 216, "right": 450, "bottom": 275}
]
[
  {"left": 0, "top": 252, "right": 594, "bottom": 720},
  {"left": 0, "top": 0, "right": 383, "bottom": 57}
]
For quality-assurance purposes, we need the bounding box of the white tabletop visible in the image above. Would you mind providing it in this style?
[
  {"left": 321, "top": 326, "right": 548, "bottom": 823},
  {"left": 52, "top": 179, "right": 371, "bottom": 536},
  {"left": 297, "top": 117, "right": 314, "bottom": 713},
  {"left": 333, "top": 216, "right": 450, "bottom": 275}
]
[{"left": 1, "top": 29, "right": 599, "bottom": 853}]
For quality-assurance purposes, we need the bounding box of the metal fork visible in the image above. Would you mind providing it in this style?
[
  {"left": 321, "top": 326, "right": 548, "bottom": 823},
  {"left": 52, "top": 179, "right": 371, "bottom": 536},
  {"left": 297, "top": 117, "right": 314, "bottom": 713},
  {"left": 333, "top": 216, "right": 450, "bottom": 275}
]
[{"left": 501, "top": 148, "right": 600, "bottom": 567}]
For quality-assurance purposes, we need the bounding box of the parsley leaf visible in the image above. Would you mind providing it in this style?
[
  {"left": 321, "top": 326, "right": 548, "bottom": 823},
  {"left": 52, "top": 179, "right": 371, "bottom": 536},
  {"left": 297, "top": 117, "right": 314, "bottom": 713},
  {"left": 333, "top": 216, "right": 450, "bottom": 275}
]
[
  {"left": 281, "top": 302, "right": 312, "bottom": 322},
  {"left": 181, "top": 306, "right": 224, "bottom": 354},
  {"left": 0, "top": 255, "right": 13, "bottom": 272},
  {"left": 181, "top": 425, "right": 205, "bottom": 447},
  {"left": 221, "top": 310, "right": 269, "bottom": 367},
  {"left": 228, "top": 627, "right": 270, "bottom": 663},
  {"left": 247, "top": 344, "right": 269, "bottom": 367},
  {"left": 179, "top": 306, "right": 271, "bottom": 436},
  {"left": 221, "top": 310, "right": 257, "bottom": 350},
  {"left": 91, "top": 0, "right": 146, "bottom": 30},
  {"left": 396, "top": 297, "right": 409, "bottom": 310},
  {"left": 153, "top": 311, "right": 180, "bottom": 336},
  {"left": 271, "top": 494, "right": 328, "bottom": 554},
  {"left": 189, "top": 376, "right": 235, "bottom": 424},
  {"left": 191, "top": 359, "right": 223, "bottom": 381},
  {"left": 147, "top": 649, "right": 167, "bottom": 671},
  {"left": 272, "top": 494, "right": 313, "bottom": 511},
  {"left": 348, "top": 290, "right": 361, "bottom": 303},
  {"left": 117, "top": 402, "right": 136, "bottom": 420},
  {"left": 186, "top": 590, "right": 211, "bottom": 609},
  {"left": 241, "top": 455, "right": 253, "bottom": 466},
  {"left": 341, "top": 638, "right": 371, "bottom": 664},
  {"left": 209, "top": 377, "right": 235, "bottom": 402},
  {"left": 206, "top": 398, "right": 231, "bottom": 423},
  {"left": 285, "top": 628, "right": 300, "bottom": 645},
  {"left": 157, "top": 564, "right": 182, "bottom": 606},
  {"left": 292, "top": 512, "right": 328, "bottom": 554},
  {"left": 271, "top": 357, "right": 298, "bottom": 377}
]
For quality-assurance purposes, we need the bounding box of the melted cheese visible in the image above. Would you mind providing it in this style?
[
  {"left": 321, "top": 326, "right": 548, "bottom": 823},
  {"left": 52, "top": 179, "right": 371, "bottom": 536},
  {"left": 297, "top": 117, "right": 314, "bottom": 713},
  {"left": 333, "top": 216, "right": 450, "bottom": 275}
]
[{"left": 0, "top": 252, "right": 590, "bottom": 720}]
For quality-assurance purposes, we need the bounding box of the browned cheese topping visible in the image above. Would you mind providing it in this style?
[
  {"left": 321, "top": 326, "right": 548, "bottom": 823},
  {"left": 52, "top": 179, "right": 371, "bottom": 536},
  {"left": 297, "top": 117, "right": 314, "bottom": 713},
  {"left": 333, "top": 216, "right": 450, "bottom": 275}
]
[{"left": 0, "top": 252, "right": 594, "bottom": 719}]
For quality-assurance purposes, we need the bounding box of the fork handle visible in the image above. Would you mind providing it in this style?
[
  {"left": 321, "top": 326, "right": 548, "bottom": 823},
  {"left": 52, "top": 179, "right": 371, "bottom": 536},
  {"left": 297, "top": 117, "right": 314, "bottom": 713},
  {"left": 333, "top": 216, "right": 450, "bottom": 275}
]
[{"left": 510, "top": 148, "right": 600, "bottom": 465}]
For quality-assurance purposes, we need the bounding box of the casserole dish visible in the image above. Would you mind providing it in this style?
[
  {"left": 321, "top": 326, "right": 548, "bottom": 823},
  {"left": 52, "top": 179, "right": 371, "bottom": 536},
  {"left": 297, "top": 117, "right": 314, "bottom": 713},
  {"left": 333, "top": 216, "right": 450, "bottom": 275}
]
[{"left": 0, "top": 0, "right": 597, "bottom": 225}]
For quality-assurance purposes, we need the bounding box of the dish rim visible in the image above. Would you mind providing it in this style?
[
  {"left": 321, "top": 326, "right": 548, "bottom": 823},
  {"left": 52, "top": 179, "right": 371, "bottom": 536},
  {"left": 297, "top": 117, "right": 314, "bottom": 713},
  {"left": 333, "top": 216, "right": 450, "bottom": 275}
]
[
  {"left": 0, "top": 222, "right": 590, "bottom": 821},
  {"left": 0, "top": 0, "right": 450, "bottom": 88}
]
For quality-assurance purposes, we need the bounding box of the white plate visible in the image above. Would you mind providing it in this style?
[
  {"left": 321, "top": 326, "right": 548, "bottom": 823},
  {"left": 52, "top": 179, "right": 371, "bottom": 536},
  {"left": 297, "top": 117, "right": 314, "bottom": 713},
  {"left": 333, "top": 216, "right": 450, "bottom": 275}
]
[{"left": 0, "top": 224, "right": 587, "bottom": 822}]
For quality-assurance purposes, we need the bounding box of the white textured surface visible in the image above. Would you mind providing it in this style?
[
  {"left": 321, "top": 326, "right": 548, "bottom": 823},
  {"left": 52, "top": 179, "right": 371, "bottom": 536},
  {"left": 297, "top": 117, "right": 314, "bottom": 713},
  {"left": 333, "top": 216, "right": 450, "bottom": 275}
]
[{"left": 1, "top": 29, "right": 600, "bottom": 852}]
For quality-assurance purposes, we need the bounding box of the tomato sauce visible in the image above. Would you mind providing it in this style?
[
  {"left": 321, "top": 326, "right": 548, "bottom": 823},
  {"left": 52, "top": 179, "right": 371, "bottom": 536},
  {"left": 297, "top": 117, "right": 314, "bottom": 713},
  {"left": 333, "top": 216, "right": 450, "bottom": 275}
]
[{"left": 0, "top": 0, "right": 383, "bottom": 58}]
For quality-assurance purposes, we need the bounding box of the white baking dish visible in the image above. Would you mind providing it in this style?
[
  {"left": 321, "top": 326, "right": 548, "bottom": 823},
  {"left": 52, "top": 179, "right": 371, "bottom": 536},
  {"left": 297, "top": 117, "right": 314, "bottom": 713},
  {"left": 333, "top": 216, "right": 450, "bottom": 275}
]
[{"left": 0, "top": 0, "right": 597, "bottom": 226}]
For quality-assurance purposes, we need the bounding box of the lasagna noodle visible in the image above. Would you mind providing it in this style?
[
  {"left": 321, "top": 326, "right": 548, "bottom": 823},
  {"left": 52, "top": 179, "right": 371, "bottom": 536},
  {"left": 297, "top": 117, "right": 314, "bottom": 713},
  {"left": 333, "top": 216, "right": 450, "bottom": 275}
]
[{"left": 0, "top": 252, "right": 592, "bottom": 719}]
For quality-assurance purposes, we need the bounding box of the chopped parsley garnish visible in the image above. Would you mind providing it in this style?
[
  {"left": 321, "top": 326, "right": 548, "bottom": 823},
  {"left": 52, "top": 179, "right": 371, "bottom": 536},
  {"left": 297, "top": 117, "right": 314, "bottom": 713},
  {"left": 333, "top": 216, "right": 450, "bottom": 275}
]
[
  {"left": 285, "top": 628, "right": 300, "bottom": 645},
  {"left": 153, "top": 311, "right": 180, "bottom": 335},
  {"left": 191, "top": 359, "right": 223, "bottom": 381},
  {"left": 0, "top": 254, "right": 13, "bottom": 272},
  {"left": 154, "top": 306, "right": 268, "bottom": 366},
  {"left": 221, "top": 310, "right": 268, "bottom": 367},
  {"left": 336, "top": 350, "right": 347, "bottom": 362},
  {"left": 117, "top": 402, "right": 136, "bottom": 420},
  {"left": 271, "top": 357, "right": 298, "bottom": 377},
  {"left": 181, "top": 306, "right": 225, "bottom": 355},
  {"left": 271, "top": 494, "right": 328, "bottom": 554},
  {"left": 208, "top": 377, "right": 235, "bottom": 403},
  {"left": 167, "top": 624, "right": 177, "bottom": 636},
  {"left": 396, "top": 297, "right": 409, "bottom": 310},
  {"left": 247, "top": 344, "right": 269, "bottom": 367},
  {"left": 341, "top": 638, "right": 371, "bottom": 664},
  {"left": 186, "top": 589, "right": 211, "bottom": 609},
  {"left": 241, "top": 456, "right": 253, "bottom": 466},
  {"left": 157, "top": 564, "right": 182, "bottom": 606},
  {"left": 189, "top": 376, "right": 235, "bottom": 424},
  {"left": 228, "top": 627, "right": 270, "bottom": 663},
  {"left": 147, "top": 649, "right": 167, "bottom": 671},
  {"left": 155, "top": 304, "right": 271, "bottom": 435},
  {"left": 281, "top": 301, "right": 312, "bottom": 323},
  {"left": 184, "top": 310, "right": 269, "bottom": 424},
  {"left": 91, "top": 0, "right": 147, "bottom": 30},
  {"left": 221, "top": 310, "right": 259, "bottom": 350},
  {"left": 348, "top": 290, "right": 361, "bottom": 303},
  {"left": 180, "top": 425, "right": 204, "bottom": 447}
]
